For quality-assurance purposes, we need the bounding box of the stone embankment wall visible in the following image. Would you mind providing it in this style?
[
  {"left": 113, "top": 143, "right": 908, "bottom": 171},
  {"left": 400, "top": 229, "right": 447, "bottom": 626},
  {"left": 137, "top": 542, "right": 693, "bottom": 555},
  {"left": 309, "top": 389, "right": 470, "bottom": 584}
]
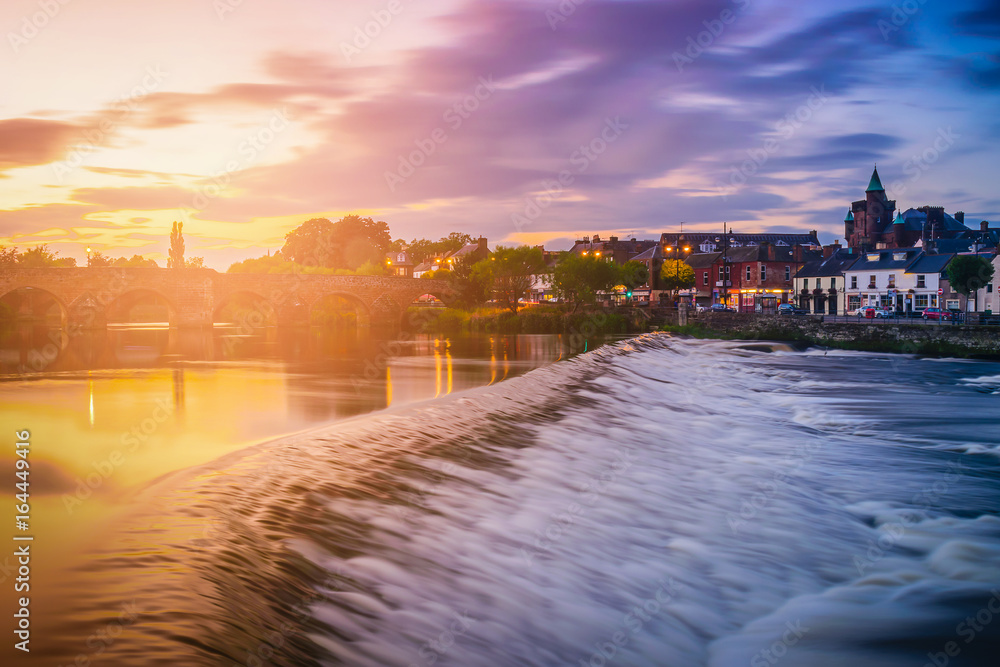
[{"left": 692, "top": 313, "right": 1000, "bottom": 357}]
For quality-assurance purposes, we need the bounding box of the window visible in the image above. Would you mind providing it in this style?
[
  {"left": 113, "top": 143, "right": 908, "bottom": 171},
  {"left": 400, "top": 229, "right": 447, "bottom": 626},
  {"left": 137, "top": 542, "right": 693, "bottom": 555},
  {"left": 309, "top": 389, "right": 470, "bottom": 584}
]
[
  {"left": 930, "top": 295, "right": 938, "bottom": 308},
  {"left": 703, "top": 271, "right": 709, "bottom": 286},
  {"left": 915, "top": 294, "right": 928, "bottom": 309},
  {"left": 946, "top": 299, "right": 959, "bottom": 310},
  {"left": 916, "top": 275, "right": 926, "bottom": 288},
  {"left": 850, "top": 275, "right": 857, "bottom": 289},
  {"left": 848, "top": 295, "right": 861, "bottom": 312},
  {"left": 746, "top": 266, "right": 752, "bottom": 281},
  {"left": 803, "top": 279, "right": 809, "bottom": 289},
  {"left": 888, "top": 274, "right": 895, "bottom": 288},
  {"left": 988, "top": 283, "right": 994, "bottom": 294},
  {"left": 868, "top": 275, "right": 877, "bottom": 288},
  {"left": 785, "top": 266, "right": 791, "bottom": 281},
  {"left": 725, "top": 265, "right": 730, "bottom": 278},
  {"left": 760, "top": 265, "right": 766, "bottom": 281},
  {"left": 718, "top": 267, "right": 724, "bottom": 281}
]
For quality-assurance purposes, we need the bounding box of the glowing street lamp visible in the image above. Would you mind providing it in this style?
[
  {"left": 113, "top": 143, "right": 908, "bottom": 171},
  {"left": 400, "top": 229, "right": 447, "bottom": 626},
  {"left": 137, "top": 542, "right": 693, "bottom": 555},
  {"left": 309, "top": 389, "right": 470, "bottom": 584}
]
[{"left": 86, "top": 246, "right": 92, "bottom": 266}]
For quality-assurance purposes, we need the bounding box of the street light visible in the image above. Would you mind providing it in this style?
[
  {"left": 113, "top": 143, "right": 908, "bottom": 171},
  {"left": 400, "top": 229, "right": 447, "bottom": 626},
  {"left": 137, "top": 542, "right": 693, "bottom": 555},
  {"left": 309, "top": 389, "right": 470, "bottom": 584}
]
[{"left": 86, "top": 247, "right": 92, "bottom": 267}]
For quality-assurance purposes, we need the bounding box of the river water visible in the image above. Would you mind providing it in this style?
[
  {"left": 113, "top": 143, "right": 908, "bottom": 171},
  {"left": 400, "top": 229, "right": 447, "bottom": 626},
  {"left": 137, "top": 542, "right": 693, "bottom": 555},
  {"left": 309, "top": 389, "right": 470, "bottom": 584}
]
[{"left": 2, "top": 331, "right": 999, "bottom": 666}]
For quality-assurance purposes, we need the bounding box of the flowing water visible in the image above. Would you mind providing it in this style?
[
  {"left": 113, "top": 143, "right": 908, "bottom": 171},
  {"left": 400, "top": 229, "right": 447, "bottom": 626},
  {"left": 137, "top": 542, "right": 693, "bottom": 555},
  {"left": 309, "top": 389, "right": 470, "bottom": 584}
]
[{"left": 3, "top": 332, "right": 1000, "bottom": 666}]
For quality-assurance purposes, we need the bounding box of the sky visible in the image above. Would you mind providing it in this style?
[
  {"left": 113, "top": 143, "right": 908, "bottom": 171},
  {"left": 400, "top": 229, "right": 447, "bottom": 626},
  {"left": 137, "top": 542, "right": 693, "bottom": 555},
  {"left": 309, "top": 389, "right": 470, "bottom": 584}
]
[{"left": 1, "top": 0, "right": 998, "bottom": 269}]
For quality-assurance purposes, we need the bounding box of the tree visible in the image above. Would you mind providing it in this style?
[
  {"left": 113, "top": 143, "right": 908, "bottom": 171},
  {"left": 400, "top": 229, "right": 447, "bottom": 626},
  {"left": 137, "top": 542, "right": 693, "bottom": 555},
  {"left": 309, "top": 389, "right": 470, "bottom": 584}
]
[
  {"left": 946, "top": 255, "right": 995, "bottom": 312},
  {"left": 185, "top": 257, "right": 203, "bottom": 269},
  {"left": 484, "top": 245, "right": 547, "bottom": 314},
  {"left": 551, "top": 253, "right": 620, "bottom": 313},
  {"left": 448, "top": 253, "right": 491, "bottom": 309},
  {"left": 281, "top": 215, "right": 392, "bottom": 270},
  {"left": 356, "top": 260, "right": 389, "bottom": 276},
  {"left": 169, "top": 221, "right": 185, "bottom": 269},
  {"left": 88, "top": 251, "right": 113, "bottom": 267},
  {"left": 617, "top": 261, "right": 650, "bottom": 297},
  {"left": 1, "top": 246, "right": 20, "bottom": 266},
  {"left": 660, "top": 259, "right": 696, "bottom": 294},
  {"left": 17, "top": 245, "right": 59, "bottom": 268},
  {"left": 398, "top": 233, "right": 474, "bottom": 264},
  {"left": 112, "top": 254, "right": 159, "bottom": 268}
]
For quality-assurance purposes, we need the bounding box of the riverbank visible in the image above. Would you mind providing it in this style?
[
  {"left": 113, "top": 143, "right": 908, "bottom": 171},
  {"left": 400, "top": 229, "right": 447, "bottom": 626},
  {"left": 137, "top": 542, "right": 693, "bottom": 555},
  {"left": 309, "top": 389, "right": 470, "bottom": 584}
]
[
  {"left": 658, "top": 313, "right": 1000, "bottom": 358},
  {"left": 405, "top": 306, "right": 637, "bottom": 335}
]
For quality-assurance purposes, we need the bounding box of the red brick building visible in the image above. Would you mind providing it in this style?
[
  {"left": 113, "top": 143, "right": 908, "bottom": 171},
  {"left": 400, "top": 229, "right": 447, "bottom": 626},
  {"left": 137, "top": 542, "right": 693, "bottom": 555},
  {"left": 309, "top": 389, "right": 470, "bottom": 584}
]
[{"left": 707, "top": 243, "right": 816, "bottom": 312}]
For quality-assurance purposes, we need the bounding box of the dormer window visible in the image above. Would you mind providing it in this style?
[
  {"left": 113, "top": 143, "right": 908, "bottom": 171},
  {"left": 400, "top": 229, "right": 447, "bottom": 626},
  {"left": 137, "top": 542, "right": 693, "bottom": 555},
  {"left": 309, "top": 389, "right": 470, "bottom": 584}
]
[
  {"left": 866, "top": 253, "right": 879, "bottom": 262},
  {"left": 892, "top": 252, "right": 907, "bottom": 261}
]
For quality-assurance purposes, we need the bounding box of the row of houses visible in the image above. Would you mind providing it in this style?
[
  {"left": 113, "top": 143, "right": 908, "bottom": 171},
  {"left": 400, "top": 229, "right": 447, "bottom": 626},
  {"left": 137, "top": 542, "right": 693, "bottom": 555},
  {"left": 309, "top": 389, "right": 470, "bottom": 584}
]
[{"left": 385, "top": 237, "right": 490, "bottom": 278}]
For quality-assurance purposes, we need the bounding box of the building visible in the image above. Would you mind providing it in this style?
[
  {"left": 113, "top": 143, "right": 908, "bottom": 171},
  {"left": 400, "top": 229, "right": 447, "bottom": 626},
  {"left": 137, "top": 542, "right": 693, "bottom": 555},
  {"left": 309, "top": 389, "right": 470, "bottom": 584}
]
[
  {"left": 707, "top": 243, "right": 815, "bottom": 312},
  {"left": 385, "top": 249, "right": 416, "bottom": 277},
  {"left": 939, "top": 250, "right": 998, "bottom": 313},
  {"left": 412, "top": 237, "right": 489, "bottom": 278},
  {"left": 661, "top": 231, "right": 819, "bottom": 253},
  {"left": 684, "top": 252, "right": 721, "bottom": 307},
  {"left": 527, "top": 249, "right": 560, "bottom": 303},
  {"left": 844, "top": 166, "right": 972, "bottom": 250},
  {"left": 568, "top": 235, "right": 658, "bottom": 263},
  {"left": 630, "top": 245, "right": 666, "bottom": 303},
  {"left": 793, "top": 248, "right": 859, "bottom": 315},
  {"left": 842, "top": 248, "right": 953, "bottom": 314}
]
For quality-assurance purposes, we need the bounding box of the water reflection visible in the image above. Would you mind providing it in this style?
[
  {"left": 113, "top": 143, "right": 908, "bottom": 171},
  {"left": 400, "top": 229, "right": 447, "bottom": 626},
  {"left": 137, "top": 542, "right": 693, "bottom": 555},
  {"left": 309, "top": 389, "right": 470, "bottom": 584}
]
[{"left": 0, "top": 325, "right": 609, "bottom": 495}]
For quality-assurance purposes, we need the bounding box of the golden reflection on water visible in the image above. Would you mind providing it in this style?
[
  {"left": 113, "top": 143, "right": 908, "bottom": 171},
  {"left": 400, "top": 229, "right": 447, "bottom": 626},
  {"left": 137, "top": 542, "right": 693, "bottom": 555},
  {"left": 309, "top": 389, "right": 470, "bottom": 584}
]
[{"left": 0, "top": 325, "right": 608, "bottom": 664}]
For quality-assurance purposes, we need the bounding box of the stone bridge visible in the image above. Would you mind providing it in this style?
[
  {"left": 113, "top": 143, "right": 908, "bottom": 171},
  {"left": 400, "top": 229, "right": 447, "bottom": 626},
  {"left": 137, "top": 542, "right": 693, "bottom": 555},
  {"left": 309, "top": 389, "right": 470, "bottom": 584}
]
[{"left": 0, "top": 268, "right": 456, "bottom": 328}]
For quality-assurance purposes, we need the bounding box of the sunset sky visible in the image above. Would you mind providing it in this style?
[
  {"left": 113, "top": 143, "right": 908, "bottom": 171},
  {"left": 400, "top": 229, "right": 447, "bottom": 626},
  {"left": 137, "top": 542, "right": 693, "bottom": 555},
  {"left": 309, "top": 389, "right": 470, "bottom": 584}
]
[{"left": 1, "top": 0, "right": 998, "bottom": 269}]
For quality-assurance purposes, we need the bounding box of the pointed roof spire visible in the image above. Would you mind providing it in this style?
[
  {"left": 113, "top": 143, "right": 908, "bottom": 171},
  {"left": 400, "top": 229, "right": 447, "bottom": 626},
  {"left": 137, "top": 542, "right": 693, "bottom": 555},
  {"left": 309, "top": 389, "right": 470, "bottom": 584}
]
[
  {"left": 845, "top": 209, "right": 854, "bottom": 222},
  {"left": 893, "top": 212, "right": 904, "bottom": 224},
  {"left": 866, "top": 165, "right": 885, "bottom": 193}
]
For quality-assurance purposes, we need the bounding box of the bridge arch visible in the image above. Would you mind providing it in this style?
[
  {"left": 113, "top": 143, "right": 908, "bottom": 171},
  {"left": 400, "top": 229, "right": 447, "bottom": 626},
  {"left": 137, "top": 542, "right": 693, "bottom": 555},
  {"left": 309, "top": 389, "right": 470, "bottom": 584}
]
[
  {"left": 309, "top": 291, "right": 371, "bottom": 329},
  {"left": 0, "top": 285, "right": 68, "bottom": 327},
  {"left": 213, "top": 290, "right": 277, "bottom": 327},
  {"left": 106, "top": 288, "right": 177, "bottom": 326}
]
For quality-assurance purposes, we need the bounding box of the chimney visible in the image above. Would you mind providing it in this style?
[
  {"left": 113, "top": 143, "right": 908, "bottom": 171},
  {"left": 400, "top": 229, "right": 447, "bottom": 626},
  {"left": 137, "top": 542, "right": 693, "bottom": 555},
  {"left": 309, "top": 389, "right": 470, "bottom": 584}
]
[
  {"left": 793, "top": 244, "right": 805, "bottom": 263},
  {"left": 982, "top": 220, "right": 989, "bottom": 232},
  {"left": 477, "top": 236, "right": 488, "bottom": 252},
  {"left": 592, "top": 234, "right": 601, "bottom": 243},
  {"left": 809, "top": 230, "right": 818, "bottom": 245},
  {"left": 956, "top": 211, "right": 965, "bottom": 225},
  {"left": 582, "top": 236, "right": 590, "bottom": 243},
  {"left": 608, "top": 235, "right": 618, "bottom": 243}
]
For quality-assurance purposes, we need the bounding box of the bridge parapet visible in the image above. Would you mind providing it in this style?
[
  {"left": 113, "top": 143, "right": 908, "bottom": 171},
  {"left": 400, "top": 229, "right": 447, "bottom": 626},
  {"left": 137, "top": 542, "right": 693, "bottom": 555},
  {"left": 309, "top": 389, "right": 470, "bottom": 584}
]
[{"left": 0, "top": 268, "right": 455, "bottom": 329}]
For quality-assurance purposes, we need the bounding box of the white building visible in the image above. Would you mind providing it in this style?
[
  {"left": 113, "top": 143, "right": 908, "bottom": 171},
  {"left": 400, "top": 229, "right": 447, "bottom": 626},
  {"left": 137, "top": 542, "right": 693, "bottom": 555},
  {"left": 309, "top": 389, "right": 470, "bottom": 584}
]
[{"left": 842, "top": 249, "right": 953, "bottom": 315}]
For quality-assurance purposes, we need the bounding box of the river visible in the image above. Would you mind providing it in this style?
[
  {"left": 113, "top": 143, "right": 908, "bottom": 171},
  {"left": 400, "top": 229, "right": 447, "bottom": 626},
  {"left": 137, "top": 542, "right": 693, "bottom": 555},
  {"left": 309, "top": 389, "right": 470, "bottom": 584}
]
[{"left": 1, "top": 330, "right": 999, "bottom": 666}]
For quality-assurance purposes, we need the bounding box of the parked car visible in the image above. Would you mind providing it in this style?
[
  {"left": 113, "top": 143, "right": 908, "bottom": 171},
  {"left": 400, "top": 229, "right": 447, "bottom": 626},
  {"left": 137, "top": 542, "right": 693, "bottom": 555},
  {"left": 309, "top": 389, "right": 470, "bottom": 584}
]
[
  {"left": 921, "top": 307, "right": 951, "bottom": 321},
  {"left": 874, "top": 308, "right": 897, "bottom": 318},
  {"left": 777, "top": 303, "right": 808, "bottom": 315},
  {"left": 709, "top": 304, "right": 735, "bottom": 312},
  {"left": 857, "top": 306, "right": 877, "bottom": 319}
]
